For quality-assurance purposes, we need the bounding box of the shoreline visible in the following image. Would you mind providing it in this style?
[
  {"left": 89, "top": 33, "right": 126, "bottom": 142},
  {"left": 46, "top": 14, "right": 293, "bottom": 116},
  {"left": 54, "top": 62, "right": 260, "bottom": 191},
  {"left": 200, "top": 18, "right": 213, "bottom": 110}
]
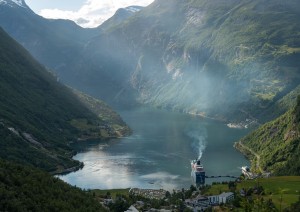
[{"left": 51, "top": 163, "right": 84, "bottom": 175}]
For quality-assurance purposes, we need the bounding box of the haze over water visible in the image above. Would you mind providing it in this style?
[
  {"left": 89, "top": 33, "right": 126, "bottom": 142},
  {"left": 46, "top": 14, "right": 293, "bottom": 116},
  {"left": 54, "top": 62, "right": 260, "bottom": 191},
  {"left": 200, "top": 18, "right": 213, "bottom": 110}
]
[{"left": 60, "top": 107, "right": 249, "bottom": 190}]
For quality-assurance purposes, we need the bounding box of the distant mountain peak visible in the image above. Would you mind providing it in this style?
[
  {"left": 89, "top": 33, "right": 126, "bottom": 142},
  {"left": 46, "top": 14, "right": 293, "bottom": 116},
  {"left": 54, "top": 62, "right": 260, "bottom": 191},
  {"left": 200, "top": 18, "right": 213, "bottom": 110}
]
[
  {"left": 124, "top": 6, "right": 143, "bottom": 13},
  {"left": 115, "top": 5, "right": 143, "bottom": 15},
  {"left": 98, "top": 5, "right": 143, "bottom": 30},
  {"left": 0, "top": 0, "right": 27, "bottom": 8}
]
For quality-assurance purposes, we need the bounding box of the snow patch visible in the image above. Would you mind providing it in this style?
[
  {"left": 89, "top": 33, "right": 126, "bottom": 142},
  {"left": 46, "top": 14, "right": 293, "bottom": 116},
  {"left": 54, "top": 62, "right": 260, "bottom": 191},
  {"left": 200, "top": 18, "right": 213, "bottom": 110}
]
[
  {"left": 0, "top": 0, "right": 26, "bottom": 8},
  {"left": 11, "top": 0, "right": 23, "bottom": 6},
  {"left": 125, "top": 6, "right": 141, "bottom": 13}
]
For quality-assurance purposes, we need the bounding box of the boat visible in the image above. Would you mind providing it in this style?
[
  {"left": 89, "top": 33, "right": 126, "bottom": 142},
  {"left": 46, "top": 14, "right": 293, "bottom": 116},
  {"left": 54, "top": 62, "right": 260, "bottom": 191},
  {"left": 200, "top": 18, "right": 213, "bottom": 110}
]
[
  {"left": 191, "top": 159, "right": 206, "bottom": 185},
  {"left": 241, "top": 166, "right": 255, "bottom": 179},
  {"left": 241, "top": 166, "right": 250, "bottom": 175}
]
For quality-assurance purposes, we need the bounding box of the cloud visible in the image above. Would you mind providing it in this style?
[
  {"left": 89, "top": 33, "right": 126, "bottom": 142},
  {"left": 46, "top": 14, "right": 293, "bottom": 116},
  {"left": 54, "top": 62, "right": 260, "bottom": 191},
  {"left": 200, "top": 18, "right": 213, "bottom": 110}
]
[{"left": 39, "top": 0, "right": 154, "bottom": 28}]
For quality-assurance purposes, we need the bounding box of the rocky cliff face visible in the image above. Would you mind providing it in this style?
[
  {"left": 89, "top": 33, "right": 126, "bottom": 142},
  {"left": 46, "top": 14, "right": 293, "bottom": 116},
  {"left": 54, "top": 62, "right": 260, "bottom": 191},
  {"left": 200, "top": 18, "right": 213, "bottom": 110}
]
[
  {"left": 82, "top": 0, "right": 300, "bottom": 121},
  {"left": 1, "top": 0, "right": 300, "bottom": 122}
]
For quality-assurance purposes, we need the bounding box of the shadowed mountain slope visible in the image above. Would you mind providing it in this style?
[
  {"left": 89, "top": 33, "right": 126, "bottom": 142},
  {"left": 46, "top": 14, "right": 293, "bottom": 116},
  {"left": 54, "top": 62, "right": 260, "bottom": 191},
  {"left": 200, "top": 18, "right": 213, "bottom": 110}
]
[{"left": 0, "top": 27, "right": 129, "bottom": 173}]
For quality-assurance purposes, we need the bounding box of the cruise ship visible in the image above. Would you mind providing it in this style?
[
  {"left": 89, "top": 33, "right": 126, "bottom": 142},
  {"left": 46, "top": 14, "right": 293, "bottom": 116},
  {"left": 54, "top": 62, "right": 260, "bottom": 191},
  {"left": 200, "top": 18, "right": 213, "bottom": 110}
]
[{"left": 191, "top": 159, "right": 206, "bottom": 185}]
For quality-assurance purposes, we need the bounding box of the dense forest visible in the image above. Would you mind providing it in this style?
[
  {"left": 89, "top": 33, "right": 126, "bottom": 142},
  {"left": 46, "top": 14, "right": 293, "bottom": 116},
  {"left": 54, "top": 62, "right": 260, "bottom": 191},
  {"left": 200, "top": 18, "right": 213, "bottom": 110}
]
[
  {"left": 0, "top": 27, "right": 130, "bottom": 172},
  {"left": 236, "top": 96, "right": 300, "bottom": 175},
  {"left": 0, "top": 159, "right": 105, "bottom": 211},
  {"left": 0, "top": 23, "right": 127, "bottom": 211}
]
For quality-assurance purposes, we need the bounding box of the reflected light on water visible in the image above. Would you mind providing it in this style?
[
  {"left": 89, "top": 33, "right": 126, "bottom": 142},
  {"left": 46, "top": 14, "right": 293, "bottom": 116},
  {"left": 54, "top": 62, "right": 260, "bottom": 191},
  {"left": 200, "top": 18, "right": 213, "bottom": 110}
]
[{"left": 59, "top": 107, "right": 250, "bottom": 190}]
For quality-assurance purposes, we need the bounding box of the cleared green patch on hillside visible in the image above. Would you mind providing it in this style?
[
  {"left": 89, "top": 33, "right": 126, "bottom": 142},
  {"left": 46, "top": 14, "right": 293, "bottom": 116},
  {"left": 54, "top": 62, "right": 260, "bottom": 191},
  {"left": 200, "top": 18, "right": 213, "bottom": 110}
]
[
  {"left": 72, "top": 89, "right": 131, "bottom": 139},
  {"left": 238, "top": 176, "right": 300, "bottom": 210},
  {"left": 93, "top": 189, "right": 130, "bottom": 199}
]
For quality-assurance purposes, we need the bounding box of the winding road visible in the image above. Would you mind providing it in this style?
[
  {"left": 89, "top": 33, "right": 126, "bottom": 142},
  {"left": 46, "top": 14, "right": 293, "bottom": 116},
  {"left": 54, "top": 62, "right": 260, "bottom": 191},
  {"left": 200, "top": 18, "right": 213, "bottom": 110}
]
[{"left": 237, "top": 141, "right": 264, "bottom": 174}]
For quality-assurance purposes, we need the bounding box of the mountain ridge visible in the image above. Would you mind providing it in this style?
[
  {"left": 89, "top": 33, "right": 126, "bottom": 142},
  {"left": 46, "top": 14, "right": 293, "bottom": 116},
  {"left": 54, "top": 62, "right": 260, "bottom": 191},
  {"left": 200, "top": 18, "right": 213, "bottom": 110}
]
[
  {"left": 0, "top": 27, "right": 130, "bottom": 173},
  {"left": 0, "top": 0, "right": 28, "bottom": 8},
  {"left": 0, "top": 0, "right": 100, "bottom": 78},
  {"left": 1, "top": 0, "right": 300, "bottom": 122},
  {"left": 74, "top": 0, "right": 300, "bottom": 122},
  {"left": 99, "top": 6, "right": 144, "bottom": 31},
  {"left": 235, "top": 96, "right": 300, "bottom": 175}
]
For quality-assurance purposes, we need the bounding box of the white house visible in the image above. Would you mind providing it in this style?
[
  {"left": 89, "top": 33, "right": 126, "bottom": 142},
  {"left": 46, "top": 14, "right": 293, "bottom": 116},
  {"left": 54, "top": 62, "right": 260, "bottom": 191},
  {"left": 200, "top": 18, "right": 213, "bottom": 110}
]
[
  {"left": 218, "top": 192, "right": 234, "bottom": 203},
  {"left": 208, "top": 195, "right": 219, "bottom": 205},
  {"left": 208, "top": 192, "right": 234, "bottom": 205}
]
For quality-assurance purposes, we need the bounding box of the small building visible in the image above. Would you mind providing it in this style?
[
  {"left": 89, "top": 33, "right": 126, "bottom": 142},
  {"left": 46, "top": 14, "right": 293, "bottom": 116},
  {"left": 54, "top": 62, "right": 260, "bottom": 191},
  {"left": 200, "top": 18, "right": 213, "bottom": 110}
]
[
  {"left": 208, "top": 195, "right": 219, "bottom": 205},
  {"left": 240, "top": 189, "right": 246, "bottom": 197},
  {"left": 208, "top": 192, "right": 234, "bottom": 205},
  {"left": 186, "top": 195, "right": 210, "bottom": 207},
  {"left": 125, "top": 205, "right": 139, "bottom": 212},
  {"left": 196, "top": 196, "right": 209, "bottom": 207},
  {"left": 219, "top": 192, "right": 234, "bottom": 203},
  {"left": 185, "top": 199, "right": 194, "bottom": 207}
]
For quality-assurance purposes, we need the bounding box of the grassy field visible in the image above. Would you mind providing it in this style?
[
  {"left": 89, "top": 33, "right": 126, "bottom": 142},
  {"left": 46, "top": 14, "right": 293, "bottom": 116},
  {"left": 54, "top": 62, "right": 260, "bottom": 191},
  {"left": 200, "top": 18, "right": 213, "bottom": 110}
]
[
  {"left": 237, "top": 176, "right": 300, "bottom": 210},
  {"left": 205, "top": 176, "right": 300, "bottom": 210},
  {"left": 204, "top": 184, "right": 230, "bottom": 195},
  {"left": 92, "top": 189, "right": 130, "bottom": 199}
]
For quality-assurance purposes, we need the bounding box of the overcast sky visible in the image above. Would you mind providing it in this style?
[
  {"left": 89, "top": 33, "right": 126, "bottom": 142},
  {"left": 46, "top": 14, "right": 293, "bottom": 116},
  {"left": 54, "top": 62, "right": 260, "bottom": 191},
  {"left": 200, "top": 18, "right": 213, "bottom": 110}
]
[{"left": 25, "top": 0, "right": 154, "bottom": 28}]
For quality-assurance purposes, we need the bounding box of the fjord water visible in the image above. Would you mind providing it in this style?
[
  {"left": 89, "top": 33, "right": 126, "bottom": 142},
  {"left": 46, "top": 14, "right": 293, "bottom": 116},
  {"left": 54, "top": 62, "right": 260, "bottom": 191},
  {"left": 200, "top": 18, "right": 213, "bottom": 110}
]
[{"left": 60, "top": 107, "right": 249, "bottom": 190}]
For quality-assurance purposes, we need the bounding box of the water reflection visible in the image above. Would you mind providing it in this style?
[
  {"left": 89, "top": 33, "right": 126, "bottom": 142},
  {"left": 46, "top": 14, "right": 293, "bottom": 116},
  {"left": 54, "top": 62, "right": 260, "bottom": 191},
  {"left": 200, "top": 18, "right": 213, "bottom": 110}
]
[{"left": 59, "top": 107, "right": 249, "bottom": 190}]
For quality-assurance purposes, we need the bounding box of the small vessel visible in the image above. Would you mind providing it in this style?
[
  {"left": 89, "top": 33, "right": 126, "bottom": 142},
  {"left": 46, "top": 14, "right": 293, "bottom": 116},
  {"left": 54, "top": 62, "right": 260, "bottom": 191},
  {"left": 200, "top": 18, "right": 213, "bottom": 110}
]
[
  {"left": 241, "top": 166, "right": 250, "bottom": 175},
  {"left": 191, "top": 159, "right": 205, "bottom": 185},
  {"left": 241, "top": 166, "right": 255, "bottom": 179}
]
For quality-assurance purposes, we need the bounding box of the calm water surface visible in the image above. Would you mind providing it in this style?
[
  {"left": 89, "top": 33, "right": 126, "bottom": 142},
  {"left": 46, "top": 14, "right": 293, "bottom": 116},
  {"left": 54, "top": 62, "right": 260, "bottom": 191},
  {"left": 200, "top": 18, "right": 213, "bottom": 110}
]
[{"left": 59, "top": 107, "right": 249, "bottom": 190}]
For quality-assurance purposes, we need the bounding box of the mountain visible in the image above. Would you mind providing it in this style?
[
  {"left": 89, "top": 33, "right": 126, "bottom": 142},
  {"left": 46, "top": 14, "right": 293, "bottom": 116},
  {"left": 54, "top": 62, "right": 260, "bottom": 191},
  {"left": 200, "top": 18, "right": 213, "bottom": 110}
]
[
  {"left": 0, "top": 0, "right": 140, "bottom": 106},
  {"left": 99, "top": 6, "right": 144, "bottom": 31},
  {"left": 0, "top": 27, "right": 130, "bottom": 173},
  {"left": 0, "top": 159, "right": 104, "bottom": 211},
  {"left": 80, "top": 0, "right": 300, "bottom": 122},
  {"left": 1, "top": 0, "right": 300, "bottom": 122},
  {"left": 235, "top": 96, "right": 300, "bottom": 175},
  {"left": 0, "top": 0, "right": 100, "bottom": 78},
  {"left": 0, "top": 0, "right": 26, "bottom": 7}
]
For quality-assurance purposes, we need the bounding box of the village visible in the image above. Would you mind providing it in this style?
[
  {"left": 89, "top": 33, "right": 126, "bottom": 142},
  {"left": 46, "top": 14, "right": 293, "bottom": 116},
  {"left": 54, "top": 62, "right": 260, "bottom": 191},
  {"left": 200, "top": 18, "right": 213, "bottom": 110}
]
[
  {"left": 93, "top": 169, "right": 297, "bottom": 212},
  {"left": 99, "top": 187, "right": 235, "bottom": 211},
  {"left": 97, "top": 182, "right": 252, "bottom": 212},
  {"left": 90, "top": 155, "right": 291, "bottom": 212}
]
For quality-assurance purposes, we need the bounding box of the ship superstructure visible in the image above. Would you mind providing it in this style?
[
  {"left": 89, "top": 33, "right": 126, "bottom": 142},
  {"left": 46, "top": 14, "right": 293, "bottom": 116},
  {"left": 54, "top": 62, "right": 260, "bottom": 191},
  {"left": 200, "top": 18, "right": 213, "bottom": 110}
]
[{"left": 191, "top": 159, "right": 205, "bottom": 185}]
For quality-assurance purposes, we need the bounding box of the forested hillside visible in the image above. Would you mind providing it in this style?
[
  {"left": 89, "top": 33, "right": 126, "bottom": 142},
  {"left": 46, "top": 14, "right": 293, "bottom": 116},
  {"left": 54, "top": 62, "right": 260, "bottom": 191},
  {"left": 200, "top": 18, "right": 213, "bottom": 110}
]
[
  {"left": 0, "top": 159, "right": 105, "bottom": 211},
  {"left": 0, "top": 27, "right": 129, "bottom": 173},
  {"left": 75, "top": 0, "right": 300, "bottom": 122},
  {"left": 236, "top": 97, "right": 300, "bottom": 175},
  {"left": 0, "top": 0, "right": 99, "bottom": 73},
  {"left": 2, "top": 0, "right": 300, "bottom": 122}
]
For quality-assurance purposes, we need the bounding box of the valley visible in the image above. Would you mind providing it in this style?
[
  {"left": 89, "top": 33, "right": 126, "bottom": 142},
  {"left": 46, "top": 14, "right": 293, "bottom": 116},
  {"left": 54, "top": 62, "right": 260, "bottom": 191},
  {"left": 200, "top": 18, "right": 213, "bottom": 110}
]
[
  {"left": 0, "top": 0, "right": 299, "bottom": 211},
  {"left": 2, "top": 0, "right": 300, "bottom": 123}
]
